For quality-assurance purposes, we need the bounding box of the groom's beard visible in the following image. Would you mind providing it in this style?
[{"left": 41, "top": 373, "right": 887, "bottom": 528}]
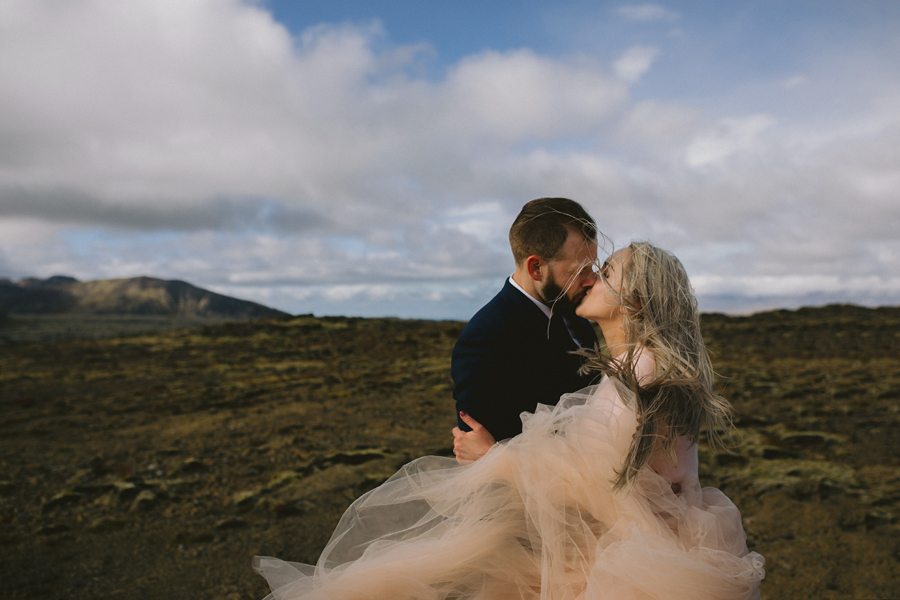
[{"left": 542, "top": 277, "right": 582, "bottom": 316}]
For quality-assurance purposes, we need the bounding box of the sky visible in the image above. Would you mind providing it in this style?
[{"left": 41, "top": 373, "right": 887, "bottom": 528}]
[{"left": 1, "top": 0, "right": 899, "bottom": 319}]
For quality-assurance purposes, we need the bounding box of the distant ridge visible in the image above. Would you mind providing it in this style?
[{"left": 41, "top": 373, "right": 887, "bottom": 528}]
[{"left": 0, "top": 275, "right": 288, "bottom": 319}]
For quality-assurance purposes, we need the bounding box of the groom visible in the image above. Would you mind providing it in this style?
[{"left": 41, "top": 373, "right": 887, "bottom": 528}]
[{"left": 451, "top": 197, "right": 600, "bottom": 446}]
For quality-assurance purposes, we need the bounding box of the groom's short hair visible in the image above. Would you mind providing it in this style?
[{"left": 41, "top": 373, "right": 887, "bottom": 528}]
[{"left": 509, "top": 198, "right": 596, "bottom": 265}]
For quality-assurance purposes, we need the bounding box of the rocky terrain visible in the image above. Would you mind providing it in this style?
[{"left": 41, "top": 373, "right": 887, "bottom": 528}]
[{"left": 0, "top": 305, "right": 898, "bottom": 599}]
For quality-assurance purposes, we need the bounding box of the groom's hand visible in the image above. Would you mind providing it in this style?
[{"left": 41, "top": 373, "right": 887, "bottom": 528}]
[{"left": 452, "top": 412, "right": 497, "bottom": 464}]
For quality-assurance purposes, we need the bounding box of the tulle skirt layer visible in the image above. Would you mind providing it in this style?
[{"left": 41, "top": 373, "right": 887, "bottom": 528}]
[{"left": 255, "top": 382, "right": 764, "bottom": 599}]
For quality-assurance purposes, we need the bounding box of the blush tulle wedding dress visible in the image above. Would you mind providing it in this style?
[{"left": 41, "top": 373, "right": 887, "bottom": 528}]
[{"left": 254, "top": 374, "right": 765, "bottom": 600}]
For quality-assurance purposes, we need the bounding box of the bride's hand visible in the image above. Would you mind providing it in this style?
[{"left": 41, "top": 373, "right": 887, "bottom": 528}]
[{"left": 452, "top": 412, "right": 496, "bottom": 464}]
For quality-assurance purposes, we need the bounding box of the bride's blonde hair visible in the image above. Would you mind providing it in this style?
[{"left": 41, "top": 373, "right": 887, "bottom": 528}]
[{"left": 579, "top": 241, "right": 733, "bottom": 490}]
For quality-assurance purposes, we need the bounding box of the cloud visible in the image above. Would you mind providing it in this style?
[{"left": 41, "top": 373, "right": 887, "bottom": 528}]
[
  {"left": 783, "top": 75, "right": 808, "bottom": 89},
  {"left": 0, "top": 187, "right": 332, "bottom": 233},
  {"left": 0, "top": 1, "right": 899, "bottom": 317},
  {"left": 613, "top": 46, "right": 660, "bottom": 83},
  {"left": 614, "top": 101, "right": 702, "bottom": 145},
  {"left": 684, "top": 114, "right": 776, "bottom": 168},
  {"left": 0, "top": 1, "right": 628, "bottom": 231},
  {"left": 323, "top": 284, "right": 393, "bottom": 302},
  {"left": 443, "top": 50, "right": 627, "bottom": 143},
  {"left": 615, "top": 4, "right": 679, "bottom": 22}
]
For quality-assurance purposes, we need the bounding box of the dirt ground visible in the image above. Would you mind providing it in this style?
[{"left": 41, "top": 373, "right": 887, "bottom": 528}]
[{"left": 1, "top": 306, "right": 898, "bottom": 599}]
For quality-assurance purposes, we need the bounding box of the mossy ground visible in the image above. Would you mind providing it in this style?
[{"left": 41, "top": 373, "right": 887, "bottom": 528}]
[{"left": 1, "top": 307, "right": 898, "bottom": 599}]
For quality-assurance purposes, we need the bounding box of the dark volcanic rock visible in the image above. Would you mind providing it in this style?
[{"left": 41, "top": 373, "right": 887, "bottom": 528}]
[
  {"left": 131, "top": 490, "right": 158, "bottom": 511},
  {"left": 86, "top": 517, "right": 127, "bottom": 533},
  {"left": 180, "top": 458, "right": 209, "bottom": 473},
  {"left": 215, "top": 518, "right": 249, "bottom": 530},
  {"left": 42, "top": 490, "right": 84, "bottom": 511}
]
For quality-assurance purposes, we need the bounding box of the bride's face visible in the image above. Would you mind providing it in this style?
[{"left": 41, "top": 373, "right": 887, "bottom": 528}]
[{"left": 575, "top": 246, "right": 632, "bottom": 323}]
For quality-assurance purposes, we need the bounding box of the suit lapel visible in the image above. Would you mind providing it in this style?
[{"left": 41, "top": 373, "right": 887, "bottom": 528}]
[
  {"left": 498, "top": 279, "right": 550, "bottom": 327},
  {"left": 568, "top": 316, "right": 598, "bottom": 349},
  {"left": 549, "top": 313, "right": 575, "bottom": 350}
]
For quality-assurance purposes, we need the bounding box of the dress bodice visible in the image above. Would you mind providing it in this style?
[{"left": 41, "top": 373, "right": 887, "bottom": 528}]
[{"left": 588, "top": 349, "right": 700, "bottom": 492}]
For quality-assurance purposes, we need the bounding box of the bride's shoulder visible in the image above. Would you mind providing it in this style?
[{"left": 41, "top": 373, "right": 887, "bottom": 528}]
[{"left": 633, "top": 346, "right": 656, "bottom": 384}]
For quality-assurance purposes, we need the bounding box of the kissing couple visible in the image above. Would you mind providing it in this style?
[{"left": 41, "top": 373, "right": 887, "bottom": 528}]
[{"left": 255, "top": 198, "right": 765, "bottom": 599}]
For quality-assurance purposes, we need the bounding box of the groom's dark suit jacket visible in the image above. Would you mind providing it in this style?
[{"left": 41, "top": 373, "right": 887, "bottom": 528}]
[{"left": 451, "top": 279, "right": 599, "bottom": 442}]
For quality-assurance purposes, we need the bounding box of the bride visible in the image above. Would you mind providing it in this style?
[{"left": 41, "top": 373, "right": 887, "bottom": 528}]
[{"left": 254, "top": 242, "right": 765, "bottom": 600}]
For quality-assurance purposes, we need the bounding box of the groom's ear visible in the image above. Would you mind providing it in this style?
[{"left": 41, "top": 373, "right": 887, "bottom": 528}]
[{"left": 525, "top": 255, "right": 544, "bottom": 281}]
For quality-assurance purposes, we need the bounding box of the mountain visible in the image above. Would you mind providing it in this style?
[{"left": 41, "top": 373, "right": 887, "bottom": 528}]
[{"left": 0, "top": 275, "right": 288, "bottom": 319}]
